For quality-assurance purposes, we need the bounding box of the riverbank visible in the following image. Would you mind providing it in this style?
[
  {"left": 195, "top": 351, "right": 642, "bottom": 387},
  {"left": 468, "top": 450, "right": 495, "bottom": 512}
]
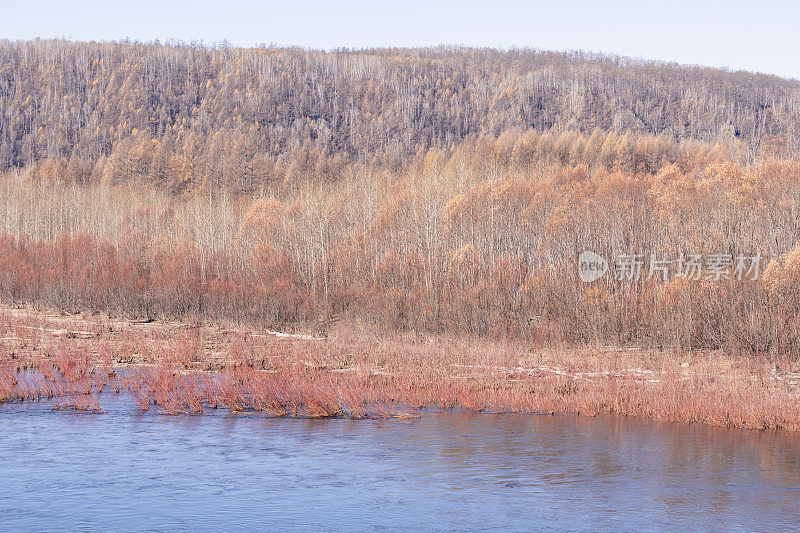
[{"left": 1, "top": 305, "right": 799, "bottom": 430}]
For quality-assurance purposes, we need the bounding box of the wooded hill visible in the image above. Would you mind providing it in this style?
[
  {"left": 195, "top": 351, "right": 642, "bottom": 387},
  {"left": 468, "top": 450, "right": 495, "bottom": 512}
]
[
  {"left": 3, "top": 40, "right": 800, "bottom": 354},
  {"left": 1, "top": 39, "right": 799, "bottom": 191}
]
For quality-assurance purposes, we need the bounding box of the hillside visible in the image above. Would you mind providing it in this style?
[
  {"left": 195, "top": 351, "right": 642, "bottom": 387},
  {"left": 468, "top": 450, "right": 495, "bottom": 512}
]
[
  {"left": 2, "top": 41, "right": 800, "bottom": 355},
  {"left": 1, "top": 40, "right": 799, "bottom": 191}
]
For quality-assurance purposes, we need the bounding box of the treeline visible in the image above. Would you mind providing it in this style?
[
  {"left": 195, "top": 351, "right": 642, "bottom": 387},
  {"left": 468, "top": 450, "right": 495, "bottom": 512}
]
[
  {"left": 3, "top": 40, "right": 800, "bottom": 354},
  {"left": 3, "top": 144, "right": 800, "bottom": 354},
  {"left": 1, "top": 40, "right": 799, "bottom": 191}
]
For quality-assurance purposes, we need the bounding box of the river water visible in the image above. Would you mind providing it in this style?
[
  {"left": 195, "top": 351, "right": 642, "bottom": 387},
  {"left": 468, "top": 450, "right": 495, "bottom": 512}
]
[{"left": 2, "top": 394, "right": 799, "bottom": 531}]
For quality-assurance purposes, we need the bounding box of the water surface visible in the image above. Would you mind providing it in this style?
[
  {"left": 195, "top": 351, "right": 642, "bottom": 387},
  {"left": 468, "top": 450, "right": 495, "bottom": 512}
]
[{"left": 2, "top": 395, "right": 799, "bottom": 531}]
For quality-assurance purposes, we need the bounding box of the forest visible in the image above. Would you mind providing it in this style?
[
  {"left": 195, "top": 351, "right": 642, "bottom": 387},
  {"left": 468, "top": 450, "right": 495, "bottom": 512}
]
[
  {"left": 1, "top": 39, "right": 799, "bottom": 189},
  {"left": 1, "top": 39, "right": 800, "bottom": 355}
]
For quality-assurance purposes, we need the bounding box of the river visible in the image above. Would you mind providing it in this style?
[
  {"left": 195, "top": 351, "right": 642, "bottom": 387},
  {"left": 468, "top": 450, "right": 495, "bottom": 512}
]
[{"left": 2, "top": 394, "right": 799, "bottom": 531}]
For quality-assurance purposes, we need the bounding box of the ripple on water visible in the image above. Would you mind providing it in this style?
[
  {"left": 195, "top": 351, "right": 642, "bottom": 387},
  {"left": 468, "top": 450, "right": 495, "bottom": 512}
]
[{"left": 1, "top": 395, "right": 800, "bottom": 531}]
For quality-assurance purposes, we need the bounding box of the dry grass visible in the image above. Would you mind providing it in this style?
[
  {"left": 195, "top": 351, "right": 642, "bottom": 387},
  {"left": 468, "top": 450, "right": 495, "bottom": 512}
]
[{"left": 1, "top": 305, "right": 799, "bottom": 429}]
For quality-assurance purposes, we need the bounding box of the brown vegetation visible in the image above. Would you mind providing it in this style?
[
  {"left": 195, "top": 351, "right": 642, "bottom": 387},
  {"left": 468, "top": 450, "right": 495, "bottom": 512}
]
[
  {"left": 2, "top": 40, "right": 799, "bottom": 192},
  {"left": 2, "top": 143, "right": 800, "bottom": 353},
  {"left": 1, "top": 306, "right": 799, "bottom": 429},
  {"left": 2, "top": 41, "right": 800, "bottom": 428}
]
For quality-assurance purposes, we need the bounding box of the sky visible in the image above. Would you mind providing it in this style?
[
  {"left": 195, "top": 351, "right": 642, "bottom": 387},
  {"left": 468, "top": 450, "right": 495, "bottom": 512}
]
[{"left": 2, "top": 0, "right": 799, "bottom": 79}]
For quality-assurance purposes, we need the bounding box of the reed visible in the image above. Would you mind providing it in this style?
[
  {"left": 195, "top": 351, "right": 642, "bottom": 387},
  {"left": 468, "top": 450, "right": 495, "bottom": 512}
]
[{"left": 1, "top": 305, "right": 798, "bottom": 429}]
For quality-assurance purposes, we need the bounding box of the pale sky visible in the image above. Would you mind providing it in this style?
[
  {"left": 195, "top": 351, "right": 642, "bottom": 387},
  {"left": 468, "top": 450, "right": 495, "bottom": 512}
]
[{"left": 2, "top": 0, "right": 799, "bottom": 79}]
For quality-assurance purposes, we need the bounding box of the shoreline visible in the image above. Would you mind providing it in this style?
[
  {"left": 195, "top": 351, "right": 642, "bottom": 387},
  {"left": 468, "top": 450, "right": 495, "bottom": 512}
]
[{"left": 2, "top": 304, "right": 799, "bottom": 430}]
